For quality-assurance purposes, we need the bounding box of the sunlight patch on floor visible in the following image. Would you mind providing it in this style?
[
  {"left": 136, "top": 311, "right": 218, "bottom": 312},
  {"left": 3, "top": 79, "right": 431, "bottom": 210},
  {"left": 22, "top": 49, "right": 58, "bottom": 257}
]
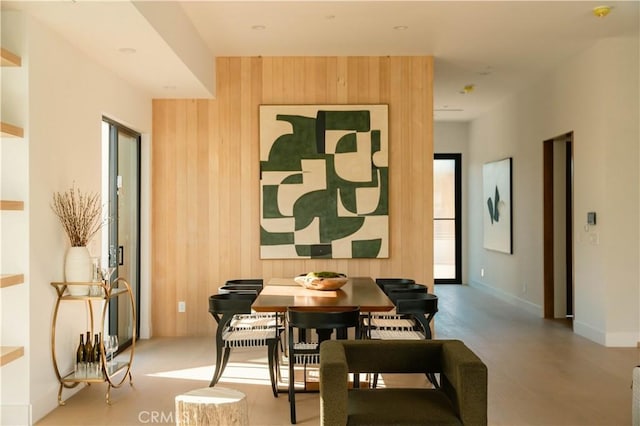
[{"left": 146, "top": 359, "right": 273, "bottom": 387}]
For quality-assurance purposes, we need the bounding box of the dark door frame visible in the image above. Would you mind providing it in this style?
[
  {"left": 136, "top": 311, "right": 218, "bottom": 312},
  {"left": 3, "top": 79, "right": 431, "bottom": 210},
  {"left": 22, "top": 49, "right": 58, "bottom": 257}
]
[
  {"left": 434, "top": 153, "right": 462, "bottom": 284},
  {"left": 543, "top": 133, "right": 573, "bottom": 319},
  {"left": 104, "top": 116, "right": 141, "bottom": 349}
]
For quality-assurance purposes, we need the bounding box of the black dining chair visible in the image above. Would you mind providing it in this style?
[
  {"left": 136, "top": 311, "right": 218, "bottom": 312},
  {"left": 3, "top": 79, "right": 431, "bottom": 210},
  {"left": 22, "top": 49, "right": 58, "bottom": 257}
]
[
  {"left": 225, "top": 278, "right": 264, "bottom": 286},
  {"left": 375, "top": 277, "right": 415, "bottom": 292},
  {"left": 360, "top": 284, "right": 429, "bottom": 338},
  {"left": 357, "top": 278, "right": 418, "bottom": 339},
  {"left": 287, "top": 306, "right": 361, "bottom": 424},
  {"left": 219, "top": 278, "right": 264, "bottom": 294},
  {"left": 364, "top": 292, "right": 439, "bottom": 388},
  {"left": 208, "top": 293, "right": 283, "bottom": 397},
  {"left": 218, "top": 285, "right": 261, "bottom": 295},
  {"left": 369, "top": 292, "right": 438, "bottom": 339},
  {"left": 381, "top": 282, "right": 425, "bottom": 296}
]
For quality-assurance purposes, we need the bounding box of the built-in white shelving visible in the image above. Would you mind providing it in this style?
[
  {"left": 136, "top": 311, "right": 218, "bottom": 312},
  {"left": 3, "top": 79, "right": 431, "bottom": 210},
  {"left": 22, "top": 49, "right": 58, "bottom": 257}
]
[{"left": 1, "top": 32, "right": 27, "bottom": 373}]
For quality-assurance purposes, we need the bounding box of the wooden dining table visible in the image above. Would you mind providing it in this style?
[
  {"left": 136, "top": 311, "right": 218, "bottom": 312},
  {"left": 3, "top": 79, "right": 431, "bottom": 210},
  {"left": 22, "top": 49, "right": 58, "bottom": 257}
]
[
  {"left": 252, "top": 276, "right": 391, "bottom": 393},
  {"left": 251, "top": 276, "right": 394, "bottom": 313}
]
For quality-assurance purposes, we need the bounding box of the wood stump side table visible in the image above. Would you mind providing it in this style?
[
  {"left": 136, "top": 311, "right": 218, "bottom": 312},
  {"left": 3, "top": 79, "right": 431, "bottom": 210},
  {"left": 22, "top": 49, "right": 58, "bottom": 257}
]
[{"left": 175, "top": 387, "right": 249, "bottom": 426}]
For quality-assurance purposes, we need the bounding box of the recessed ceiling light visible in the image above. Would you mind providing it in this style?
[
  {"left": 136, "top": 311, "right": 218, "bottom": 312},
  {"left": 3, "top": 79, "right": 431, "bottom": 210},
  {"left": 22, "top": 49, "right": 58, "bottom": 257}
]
[
  {"left": 163, "top": 85, "right": 176, "bottom": 90},
  {"left": 593, "top": 5, "right": 612, "bottom": 18},
  {"left": 252, "top": 25, "right": 266, "bottom": 31},
  {"left": 459, "top": 84, "right": 475, "bottom": 94},
  {"left": 118, "top": 47, "right": 137, "bottom": 55},
  {"left": 393, "top": 25, "right": 409, "bottom": 31},
  {"left": 325, "top": 15, "right": 336, "bottom": 20}
]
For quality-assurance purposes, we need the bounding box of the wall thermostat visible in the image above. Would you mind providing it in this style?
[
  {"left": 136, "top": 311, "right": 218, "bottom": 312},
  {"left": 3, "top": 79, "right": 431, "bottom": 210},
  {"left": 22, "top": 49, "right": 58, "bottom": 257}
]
[{"left": 587, "top": 212, "right": 596, "bottom": 225}]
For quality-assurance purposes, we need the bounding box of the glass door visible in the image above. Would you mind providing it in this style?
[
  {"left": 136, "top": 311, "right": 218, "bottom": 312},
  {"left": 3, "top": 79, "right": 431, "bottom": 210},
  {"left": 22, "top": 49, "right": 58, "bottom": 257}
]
[
  {"left": 103, "top": 117, "right": 141, "bottom": 352},
  {"left": 434, "top": 154, "right": 461, "bottom": 284}
]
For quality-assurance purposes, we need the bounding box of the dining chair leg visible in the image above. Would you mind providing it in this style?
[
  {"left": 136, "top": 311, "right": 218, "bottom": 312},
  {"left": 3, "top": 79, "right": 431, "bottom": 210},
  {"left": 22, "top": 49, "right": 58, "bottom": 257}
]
[
  {"left": 267, "top": 339, "right": 279, "bottom": 397},
  {"left": 212, "top": 347, "right": 232, "bottom": 387},
  {"left": 289, "top": 354, "right": 297, "bottom": 424},
  {"left": 362, "top": 313, "right": 372, "bottom": 339},
  {"left": 219, "top": 347, "right": 232, "bottom": 381},
  {"left": 209, "top": 368, "right": 220, "bottom": 387},
  {"left": 275, "top": 346, "right": 282, "bottom": 383},
  {"left": 427, "top": 372, "right": 440, "bottom": 388},
  {"left": 209, "top": 341, "right": 225, "bottom": 387}
]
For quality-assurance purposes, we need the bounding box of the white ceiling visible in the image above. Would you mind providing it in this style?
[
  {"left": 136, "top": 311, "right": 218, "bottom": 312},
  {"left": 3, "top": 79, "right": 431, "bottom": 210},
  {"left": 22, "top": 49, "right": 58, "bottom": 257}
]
[{"left": 4, "top": 1, "right": 639, "bottom": 121}]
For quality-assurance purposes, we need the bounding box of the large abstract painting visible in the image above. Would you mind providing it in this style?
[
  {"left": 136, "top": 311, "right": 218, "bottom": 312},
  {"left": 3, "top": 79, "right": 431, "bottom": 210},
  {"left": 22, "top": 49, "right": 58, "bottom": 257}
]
[
  {"left": 259, "top": 105, "right": 389, "bottom": 259},
  {"left": 483, "top": 157, "right": 513, "bottom": 254}
]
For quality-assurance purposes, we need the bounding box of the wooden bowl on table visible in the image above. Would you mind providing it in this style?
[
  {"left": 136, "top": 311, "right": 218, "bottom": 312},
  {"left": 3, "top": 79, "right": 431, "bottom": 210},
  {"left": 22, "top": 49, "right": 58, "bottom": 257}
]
[{"left": 294, "top": 273, "right": 348, "bottom": 291}]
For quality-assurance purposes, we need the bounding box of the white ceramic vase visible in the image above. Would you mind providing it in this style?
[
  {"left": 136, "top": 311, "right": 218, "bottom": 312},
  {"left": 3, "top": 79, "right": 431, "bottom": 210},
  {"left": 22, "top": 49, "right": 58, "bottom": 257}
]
[{"left": 65, "top": 246, "right": 91, "bottom": 296}]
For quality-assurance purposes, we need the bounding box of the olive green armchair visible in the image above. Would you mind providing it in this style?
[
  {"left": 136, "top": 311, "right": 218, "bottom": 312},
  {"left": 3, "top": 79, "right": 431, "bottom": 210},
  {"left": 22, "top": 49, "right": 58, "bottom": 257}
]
[{"left": 319, "top": 339, "right": 487, "bottom": 425}]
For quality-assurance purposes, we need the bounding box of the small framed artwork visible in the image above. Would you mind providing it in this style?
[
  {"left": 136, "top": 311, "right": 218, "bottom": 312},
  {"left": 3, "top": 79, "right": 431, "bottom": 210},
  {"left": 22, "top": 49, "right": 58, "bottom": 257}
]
[{"left": 482, "top": 157, "right": 513, "bottom": 254}]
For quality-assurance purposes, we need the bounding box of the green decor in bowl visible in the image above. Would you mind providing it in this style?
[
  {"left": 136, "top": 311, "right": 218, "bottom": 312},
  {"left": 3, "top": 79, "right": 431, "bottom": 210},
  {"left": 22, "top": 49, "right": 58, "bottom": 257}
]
[{"left": 294, "top": 272, "right": 348, "bottom": 291}]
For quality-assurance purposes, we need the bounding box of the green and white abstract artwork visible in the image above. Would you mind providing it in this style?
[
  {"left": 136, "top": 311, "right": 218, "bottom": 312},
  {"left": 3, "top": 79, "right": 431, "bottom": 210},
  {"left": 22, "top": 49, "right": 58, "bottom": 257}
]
[{"left": 259, "top": 104, "right": 389, "bottom": 259}]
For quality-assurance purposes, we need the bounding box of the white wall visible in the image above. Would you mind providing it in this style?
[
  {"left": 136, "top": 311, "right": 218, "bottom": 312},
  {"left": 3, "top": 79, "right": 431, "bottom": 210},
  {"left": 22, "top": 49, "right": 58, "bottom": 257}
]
[
  {"left": 467, "top": 36, "right": 640, "bottom": 346},
  {"left": 25, "top": 15, "right": 152, "bottom": 421},
  {"left": 1, "top": 11, "right": 31, "bottom": 425},
  {"left": 597, "top": 37, "right": 640, "bottom": 346},
  {"left": 434, "top": 122, "right": 469, "bottom": 284}
]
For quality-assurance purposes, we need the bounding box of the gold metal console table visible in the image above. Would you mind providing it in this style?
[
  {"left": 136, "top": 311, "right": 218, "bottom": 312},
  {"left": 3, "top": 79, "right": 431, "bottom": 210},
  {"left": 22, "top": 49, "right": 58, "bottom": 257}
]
[{"left": 50, "top": 278, "right": 136, "bottom": 405}]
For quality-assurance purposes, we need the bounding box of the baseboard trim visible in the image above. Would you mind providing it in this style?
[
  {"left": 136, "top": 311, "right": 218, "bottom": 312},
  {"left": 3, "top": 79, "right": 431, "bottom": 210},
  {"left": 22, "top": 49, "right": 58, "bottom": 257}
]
[
  {"left": 468, "top": 279, "right": 542, "bottom": 317},
  {"left": 605, "top": 331, "right": 640, "bottom": 348},
  {"left": 0, "top": 404, "right": 31, "bottom": 426},
  {"left": 573, "top": 320, "right": 606, "bottom": 345}
]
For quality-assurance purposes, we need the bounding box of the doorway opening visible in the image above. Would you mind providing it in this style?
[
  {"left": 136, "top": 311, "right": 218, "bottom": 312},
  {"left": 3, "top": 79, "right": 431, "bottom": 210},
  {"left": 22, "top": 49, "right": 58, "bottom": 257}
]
[
  {"left": 434, "top": 154, "right": 462, "bottom": 284},
  {"left": 102, "top": 117, "right": 141, "bottom": 351},
  {"left": 543, "top": 132, "right": 573, "bottom": 320}
]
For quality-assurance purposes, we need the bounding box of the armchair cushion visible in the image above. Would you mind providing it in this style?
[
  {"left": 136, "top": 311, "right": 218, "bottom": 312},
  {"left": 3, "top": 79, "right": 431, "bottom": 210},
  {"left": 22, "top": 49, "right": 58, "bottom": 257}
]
[
  {"left": 320, "top": 339, "right": 487, "bottom": 426},
  {"left": 348, "top": 388, "right": 460, "bottom": 425}
]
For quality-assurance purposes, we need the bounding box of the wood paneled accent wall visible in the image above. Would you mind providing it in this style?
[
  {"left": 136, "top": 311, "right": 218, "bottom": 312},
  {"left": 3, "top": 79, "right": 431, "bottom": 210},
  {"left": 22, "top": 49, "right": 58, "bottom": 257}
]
[{"left": 152, "top": 56, "right": 434, "bottom": 336}]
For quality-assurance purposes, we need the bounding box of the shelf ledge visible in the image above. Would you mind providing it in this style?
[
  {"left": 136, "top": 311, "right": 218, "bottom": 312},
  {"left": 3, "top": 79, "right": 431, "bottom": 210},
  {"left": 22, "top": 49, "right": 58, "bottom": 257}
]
[
  {"left": 1, "top": 122, "right": 24, "bottom": 138},
  {"left": 0, "top": 200, "right": 24, "bottom": 211},
  {"left": 0, "top": 48, "right": 21, "bottom": 67},
  {"left": 0, "top": 274, "right": 24, "bottom": 288},
  {"left": 0, "top": 346, "right": 24, "bottom": 367}
]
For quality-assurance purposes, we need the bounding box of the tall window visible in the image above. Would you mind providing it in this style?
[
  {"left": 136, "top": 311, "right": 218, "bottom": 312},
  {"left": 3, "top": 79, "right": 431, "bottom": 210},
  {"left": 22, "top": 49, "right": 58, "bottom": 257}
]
[
  {"left": 434, "top": 154, "right": 461, "bottom": 284},
  {"left": 102, "top": 117, "right": 141, "bottom": 351}
]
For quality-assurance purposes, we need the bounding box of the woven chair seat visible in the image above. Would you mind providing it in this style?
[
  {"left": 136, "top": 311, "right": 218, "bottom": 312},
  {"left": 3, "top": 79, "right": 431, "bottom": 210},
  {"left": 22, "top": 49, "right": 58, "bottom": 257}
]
[
  {"left": 364, "top": 315, "right": 416, "bottom": 330},
  {"left": 230, "top": 314, "right": 280, "bottom": 329},
  {"left": 222, "top": 327, "right": 281, "bottom": 348},
  {"left": 291, "top": 342, "right": 321, "bottom": 364},
  {"left": 370, "top": 329, "right": 425, "bottom": 340}
]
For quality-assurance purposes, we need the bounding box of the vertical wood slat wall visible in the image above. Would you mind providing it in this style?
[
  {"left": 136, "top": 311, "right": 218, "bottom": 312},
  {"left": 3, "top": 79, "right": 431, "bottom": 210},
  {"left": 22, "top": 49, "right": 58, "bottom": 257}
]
[{"left": 152, "top": 56, "right": 434, "bottom": 336}]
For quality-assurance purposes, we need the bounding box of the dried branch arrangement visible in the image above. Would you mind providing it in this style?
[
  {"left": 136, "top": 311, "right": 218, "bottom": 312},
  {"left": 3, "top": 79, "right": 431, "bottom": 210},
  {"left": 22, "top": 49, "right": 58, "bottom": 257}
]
[{"left": 51, "top": 185, "right": 104, "bottom": 247}]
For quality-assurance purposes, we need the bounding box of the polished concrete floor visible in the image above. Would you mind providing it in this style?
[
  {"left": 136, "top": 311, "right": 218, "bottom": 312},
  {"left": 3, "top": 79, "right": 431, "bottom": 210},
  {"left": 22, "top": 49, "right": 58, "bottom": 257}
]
[{"left": 37, "top": 284, "right": 639, "bottom": 425}]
